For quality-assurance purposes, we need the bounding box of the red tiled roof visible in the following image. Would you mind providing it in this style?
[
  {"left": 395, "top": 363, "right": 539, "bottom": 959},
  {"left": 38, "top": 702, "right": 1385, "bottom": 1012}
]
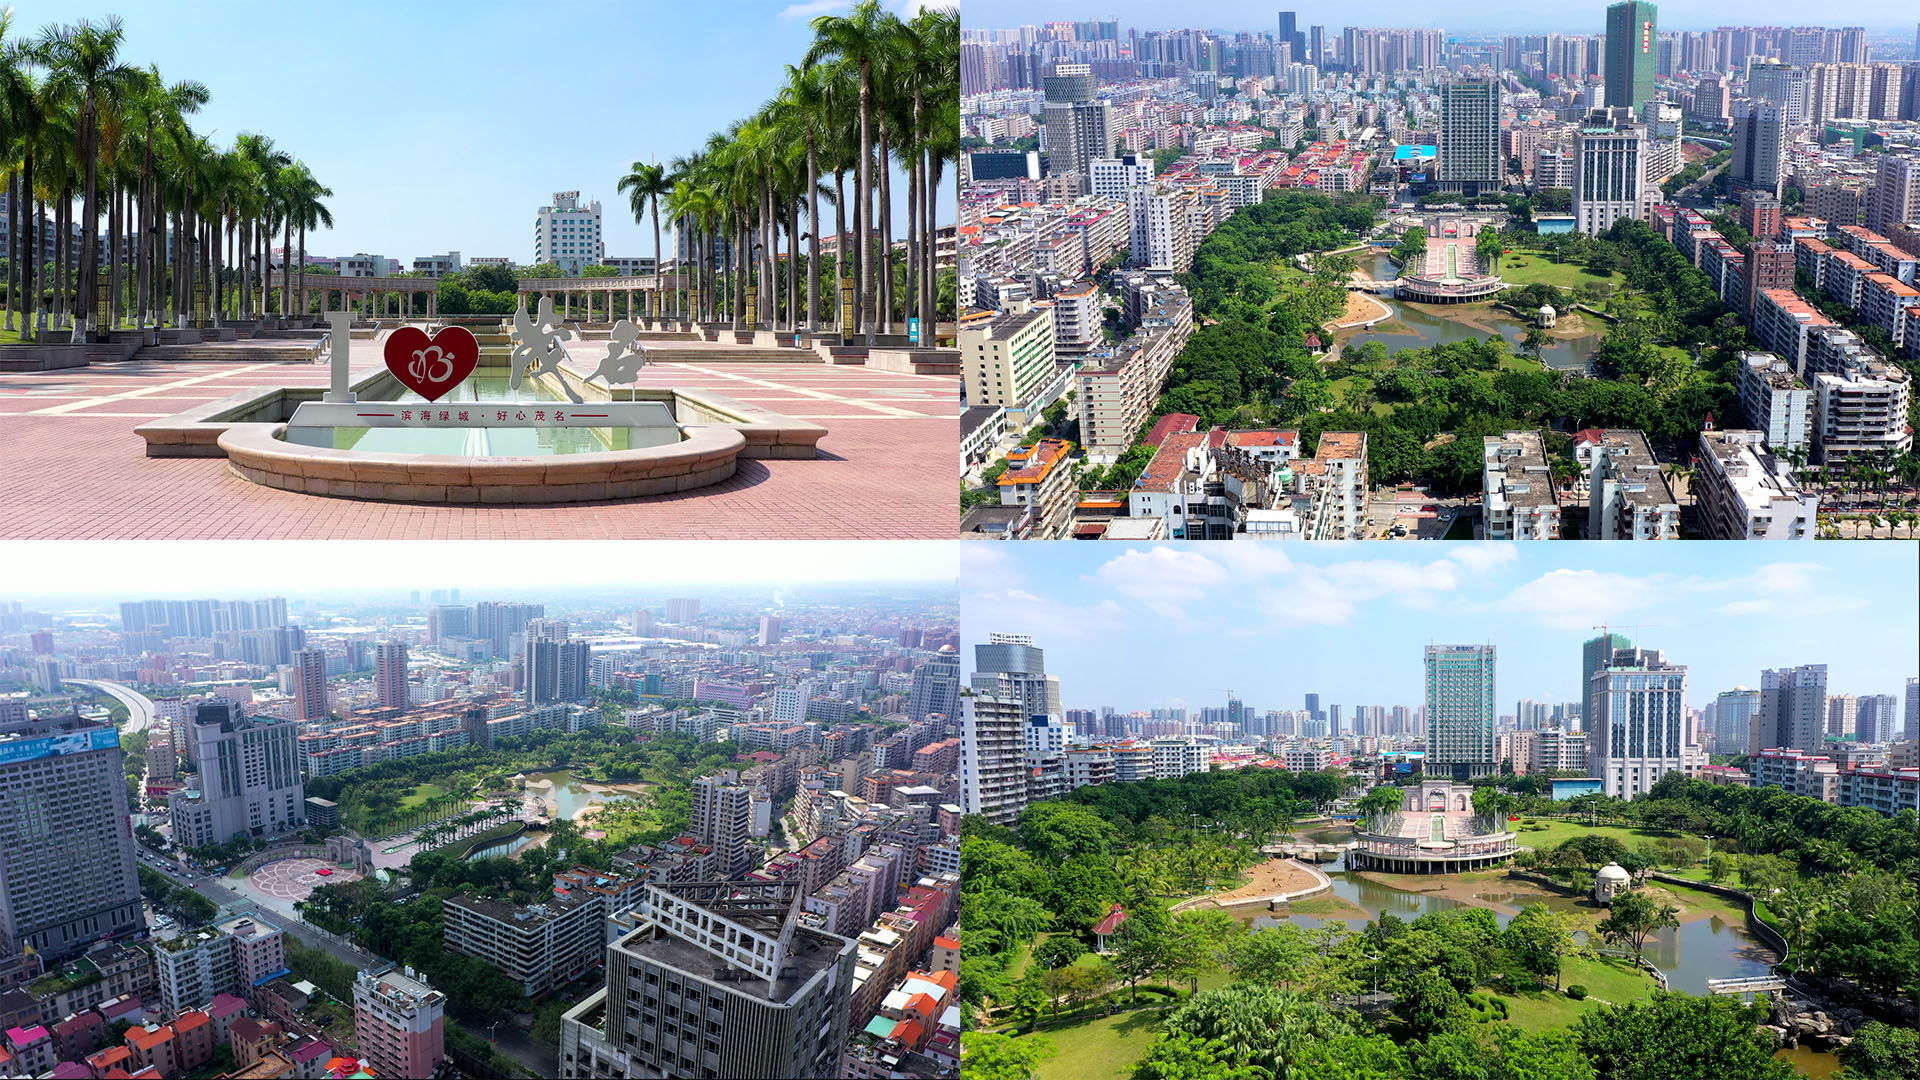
[
  {"left": 1093, "top": 903, "right": 1129, "bottom": 936},
  {"left": 1143, "top": 413, "right": 1201, "bottom": 447},
  {"left": 1136, "top": 430, "right": 1205, "bottom": 492}
]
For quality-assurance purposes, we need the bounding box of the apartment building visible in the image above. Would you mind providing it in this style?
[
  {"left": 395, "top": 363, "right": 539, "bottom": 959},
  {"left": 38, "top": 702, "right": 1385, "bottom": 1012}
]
[
  {"left": 559, "top": 882, "right": 855, "bottom": 1080},
  {"left": 1809, "top": 349, "right": 1913, "bottom": 463},
  {"left": 960, "top": 304, "right": 1059, "bottom": 418},
  {"left": 995, "top": 438, "right": 1075, "bottom": 540},
  {"left": 1482, "top": 431, "right": 1560, "bottom": 539},
  {"left": 442, "top": 892, "right": 601, "bottom": 997},
  {"left": 1585, "top": 429, "right": 1678, "bottom": 540},
  {"left": 1694, "top": 430, "right": 1819, "bottom": 540},
  {"left": 1735, "top": 352, "right": 1813, "bottom": 452},
  {"left": 352, "top": 967, "right": 445, "bottom": 1080}
]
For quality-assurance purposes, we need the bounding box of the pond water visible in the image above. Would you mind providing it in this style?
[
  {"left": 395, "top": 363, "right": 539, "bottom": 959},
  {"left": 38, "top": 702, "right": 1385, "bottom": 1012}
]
[
  {"left": 519, "top": 769, "right": 650, "bottom": 821},
  {"left": 1773, "top": 1045, "right": 1842, "bottom": 1078},
  {"left": 1348, "top": 251, "right": 1601, "bottom": 372},
  {"left": 467, "top": 832, "right": 536, "bottom": 860},
  {"left": 1245, "top": 861, "right": 1778, "bottom": 995},
  {"left": 1340, "top": 301, "right": 1603, "bottom": 372}
]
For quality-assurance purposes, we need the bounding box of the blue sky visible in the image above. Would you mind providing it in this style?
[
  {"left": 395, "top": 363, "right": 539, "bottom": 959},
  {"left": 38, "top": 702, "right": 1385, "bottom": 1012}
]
[
  {"left": 15, "top": 0, "right": 943, "bottom": 264},
  {"left": 960, "top": 543, "right": 1919, "bottom": 713},
  {"left": 964, "top": 3, "right": 1919, "bottom": 36}
]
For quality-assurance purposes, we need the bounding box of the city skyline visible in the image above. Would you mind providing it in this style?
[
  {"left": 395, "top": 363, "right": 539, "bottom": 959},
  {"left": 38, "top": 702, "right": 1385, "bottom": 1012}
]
[
  {"left": 1, "top": 0, "right": 941, "bottom": 261},
  {"left": 960, "top": 542, "right": 1918, "bottom": 709},
  {"left": 0, "top": 541, "right": 961, "bottom": 600},
  {"left": 964, "top": 3, "right": 1920, "bottom": 34}
]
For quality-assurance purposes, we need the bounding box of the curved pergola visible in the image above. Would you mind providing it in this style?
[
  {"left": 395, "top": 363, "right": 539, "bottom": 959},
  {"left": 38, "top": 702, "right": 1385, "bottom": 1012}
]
[
  {"left": 266, "top": 269, "right": 441, "bottom": 318},
  {"left": 517, "top": 273, "right": 688, "bottom": 323}
]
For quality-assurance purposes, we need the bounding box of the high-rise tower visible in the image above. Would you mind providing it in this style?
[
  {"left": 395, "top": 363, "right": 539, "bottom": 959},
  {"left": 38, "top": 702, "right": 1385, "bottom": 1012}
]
[
  {"left": 1425, "top": 645, "right": 1498, "bottom": 779},
  {"left": 1604, "top": 2, "right": 1659, "bottom": 111}
]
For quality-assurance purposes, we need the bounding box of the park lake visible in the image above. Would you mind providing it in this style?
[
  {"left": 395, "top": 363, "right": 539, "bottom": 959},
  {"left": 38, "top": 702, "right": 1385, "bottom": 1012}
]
[{"left": 1223, "top": 857, "right": 1839, "bottom": 1077}]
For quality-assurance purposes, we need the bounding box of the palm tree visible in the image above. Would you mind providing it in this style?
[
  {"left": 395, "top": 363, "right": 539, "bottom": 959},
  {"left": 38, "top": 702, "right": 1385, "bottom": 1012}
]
[
  {"left": 123, "top": 66, "right": 206, "bottom": 331},
  {"left": 905, "top": 6, "right": 957, "bottom": 339},
  {"left": 235, "top": 133, "right": 288, "bottom": 322},
  {"left": 615, "top": 159, "right": 671, "bottom": 323},
  {"left": 0, "top": 20, "right": 36, "bottom": 336},
  {"left": 806, "top": 0, "right": 901, "bottom": 345},
  {"left": 282, "top": 162, "right": 333, "bottom": 318},
  {"left": 39, "top": 16, "right": 142, "bottom": 341},
  {"left": 775, "top": 63, "right": 832, "bottom": 331}
]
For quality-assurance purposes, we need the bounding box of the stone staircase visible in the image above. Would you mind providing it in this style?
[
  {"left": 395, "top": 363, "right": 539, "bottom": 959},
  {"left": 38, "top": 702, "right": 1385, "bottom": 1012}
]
[{"left": 132, "top": 342, "right": 324, "bottom": 363}]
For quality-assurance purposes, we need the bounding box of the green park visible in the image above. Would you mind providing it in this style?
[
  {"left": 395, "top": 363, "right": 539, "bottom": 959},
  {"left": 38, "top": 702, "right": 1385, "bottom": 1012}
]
[{"left": 959, "top": 770, "right": 1920, "bottom": 1080}]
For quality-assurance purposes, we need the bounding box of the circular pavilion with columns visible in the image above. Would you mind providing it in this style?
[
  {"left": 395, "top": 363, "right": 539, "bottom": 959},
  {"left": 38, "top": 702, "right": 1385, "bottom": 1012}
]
[{"left": 1348, "top": 780, "right": 1519, "bottom": 873}]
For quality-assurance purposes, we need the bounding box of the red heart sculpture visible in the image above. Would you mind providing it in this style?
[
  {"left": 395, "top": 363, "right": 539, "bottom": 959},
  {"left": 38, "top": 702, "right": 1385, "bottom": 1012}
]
[{"left": 384, "top": 326, "right": 479, "bottom": 402}]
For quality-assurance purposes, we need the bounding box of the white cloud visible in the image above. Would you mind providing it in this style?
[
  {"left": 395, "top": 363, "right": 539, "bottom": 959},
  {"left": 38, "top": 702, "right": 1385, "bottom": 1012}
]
[
  {"left": 962, "top": 586, "right": 1126, "bottom": 642},
  {"left": 778, "top": 0, "right": 848, "bottom": 19},
  {"left": 1503, "top": 569, "right": 1664, "bottom": 629},
  {"left": 1087, "top": 547, "right": 1232, "bottom": 620},
  {"left": 1438, "top": 543, "right": 1522, "bottom": 576}
]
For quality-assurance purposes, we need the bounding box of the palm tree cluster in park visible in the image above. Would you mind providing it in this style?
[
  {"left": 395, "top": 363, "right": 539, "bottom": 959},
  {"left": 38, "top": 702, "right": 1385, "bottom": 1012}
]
[
  {"left": 624, "top": 1, "right": 956, "bottom": 342},
  {"left": 1, "top": 14, "right": 332, "bottom": 345}
]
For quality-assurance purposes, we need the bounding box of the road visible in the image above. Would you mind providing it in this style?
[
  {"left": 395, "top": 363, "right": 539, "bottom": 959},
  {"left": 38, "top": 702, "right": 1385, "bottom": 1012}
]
[
  {"left": 141, "top": 849, "right": 560, "bottom": 1076},
  {"left": 67, "top": 678, "right": 157, "bottom": 732}
]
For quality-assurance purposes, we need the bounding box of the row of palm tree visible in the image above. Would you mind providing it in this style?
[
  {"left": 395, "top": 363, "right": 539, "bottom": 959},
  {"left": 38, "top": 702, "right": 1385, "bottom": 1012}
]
[
  {"left": 617, "top": 1, "right": 956, "bottom": 343},
  {"left": 1, "top": 14, "right": 332, "bottom": 344}
]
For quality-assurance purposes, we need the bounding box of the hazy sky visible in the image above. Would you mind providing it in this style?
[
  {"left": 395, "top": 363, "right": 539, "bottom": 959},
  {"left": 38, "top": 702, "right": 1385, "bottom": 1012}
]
[
  {"left": 12, "top": 0, "right": 944, "bottom": 263},
  {"left": 963, "top": 2, "right": 1920, "bottom": 35},
  {"left": 960, "top": 543, "right": 1920, "bottom": 712},
  {"left": 2, "top": 541, "right": 960, "bottom": 600}
]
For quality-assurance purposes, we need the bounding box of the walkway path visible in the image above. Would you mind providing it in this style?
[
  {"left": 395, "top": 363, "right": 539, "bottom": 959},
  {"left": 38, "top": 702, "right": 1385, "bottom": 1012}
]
[{"left": 0, "top": 356, "right": 956, "bottom": 538}]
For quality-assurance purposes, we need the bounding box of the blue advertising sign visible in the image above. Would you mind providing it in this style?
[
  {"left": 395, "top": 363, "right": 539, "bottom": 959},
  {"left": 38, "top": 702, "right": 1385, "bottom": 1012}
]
[
  {"left": 908, "top": 317, "right": 921, "bottom": 344},
  {"left": 0, "top": 727, "right": 120, "bottom": 765}
]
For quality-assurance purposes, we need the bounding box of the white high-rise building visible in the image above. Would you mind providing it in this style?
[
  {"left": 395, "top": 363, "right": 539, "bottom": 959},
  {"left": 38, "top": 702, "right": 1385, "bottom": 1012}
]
[
  {"left": 166, "top": 701, "right": 304, "bottom": 847},
  {"left": 1730, "top": 99, "right": 1787, "bottom": 198},
  {"left": 689, "top": 770, "right": 756, "bottom": 877},
  {"left": 962, "top": 690, "right": 1029, "bottom": 825},
  {"left": 1755, "top": 664, "right": 1829, "bottom": 755},
  {"left": 1867, "top": 154, "right": 1920, "bottom": 237},
  {"left": 1088, "top": 154, "right": 1155, "bottom": 199},
  {"left": 1590, "top": 646, "right": 1693, "bottom": 798},
  {"left": 534, "top": 191, "right": 603, "bottom": 275},
  {"left": 1440, "top": 76, "right": 1503, "bottom": 196},
  {"left": 1127, "top": 186, "right": 1191, "bottom": 272},
  {"left": 1573, "top": 107, "right": 1655, "bottom": 236}
]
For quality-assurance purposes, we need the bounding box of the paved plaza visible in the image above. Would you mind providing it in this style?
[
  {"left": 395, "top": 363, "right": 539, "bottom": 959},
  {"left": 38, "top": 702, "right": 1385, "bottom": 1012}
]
[
  {"left": 0, "top": 345, "right": 958, "bottom": 538},
  {"left": 246, "top": 856, "right": 363, "bottom": 902}
]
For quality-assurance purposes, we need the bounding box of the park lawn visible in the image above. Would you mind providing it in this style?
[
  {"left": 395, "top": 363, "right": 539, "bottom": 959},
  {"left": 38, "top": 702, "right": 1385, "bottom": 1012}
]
[
  {"left": 1498, "top": 252, "right": 1624, "bottom": 293},
  {"left": 1508, "top": 819, "right": 1676, "bottom": 853},
  {"left": 1497, "top": 954, "right": 1658, "bottom": 1032},
  {"left": 1029, "top": 1006, "right": 1176, "bottom": 1080},
  {"left": 398, "top": 782, "right": 451, "bottom": 810}
]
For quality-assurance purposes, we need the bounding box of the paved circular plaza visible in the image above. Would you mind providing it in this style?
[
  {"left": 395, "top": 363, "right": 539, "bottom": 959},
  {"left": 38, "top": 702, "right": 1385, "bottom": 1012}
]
[{"left": 247, "top": 857, "right": 362, "bottom": 901}]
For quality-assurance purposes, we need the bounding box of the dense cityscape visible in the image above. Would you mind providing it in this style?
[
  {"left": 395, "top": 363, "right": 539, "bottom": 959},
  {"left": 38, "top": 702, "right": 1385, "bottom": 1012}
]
[
  {"left": 958, "top": 541, "right": 1919, "bottom": 1080},
  {"left": 0, "top": 571, "right": 964, "bottom": 1079},
  {"left": 960, "top": 5, "right": 1920, "bottom": 540}
]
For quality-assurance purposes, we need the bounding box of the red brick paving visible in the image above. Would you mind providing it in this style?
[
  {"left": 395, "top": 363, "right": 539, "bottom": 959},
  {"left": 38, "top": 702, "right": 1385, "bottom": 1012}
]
[{"left": 0, "top": 357, "right": 959, "bottom": 539}]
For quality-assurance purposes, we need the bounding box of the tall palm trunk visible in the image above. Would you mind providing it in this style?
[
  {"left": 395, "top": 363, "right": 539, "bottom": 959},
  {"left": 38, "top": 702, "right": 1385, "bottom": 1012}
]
[
  {"left": 54, "top": 193, "right": 68, "bottom": 330},
  {"left": 649, "top": 197, "right": 662, "bottom": 325},
  {"left": 833, "top": 171, "right": 848, "bottom": 335},
  {"left": 877, "top": 128, "right": 893, "bottom": 335},
  {"left": 805, "top": 137, "right": 820, "bottom": 332},
  {"left": 77, "top": 96, "right": 102, "bottom": 341},
  {"left": 906, "top": 151, "right": 919, "bottom": 342},
  {"left": 786, "top": 199, "right": 799, "bottom": 335},
  {"left": 108, "top": 183, "right": 121, "bottom": 330},
  {"left": 856, "top": 59, "right": 873, "bottom": 344},
  {"left": 281, "top": 214, "right": 292, "bottom": 318},
  {"left": 5, "top": 171, "right": 17, "bottom": 333},
  {"left": 25, "top": 158, "right": 40, "bottom": 341}
]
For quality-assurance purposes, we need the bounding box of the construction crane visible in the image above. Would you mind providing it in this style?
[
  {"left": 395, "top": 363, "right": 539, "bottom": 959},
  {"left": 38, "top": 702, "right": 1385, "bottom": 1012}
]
[{"left": 1208, "top": 688, "right": 1240, "bottom": 723}]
